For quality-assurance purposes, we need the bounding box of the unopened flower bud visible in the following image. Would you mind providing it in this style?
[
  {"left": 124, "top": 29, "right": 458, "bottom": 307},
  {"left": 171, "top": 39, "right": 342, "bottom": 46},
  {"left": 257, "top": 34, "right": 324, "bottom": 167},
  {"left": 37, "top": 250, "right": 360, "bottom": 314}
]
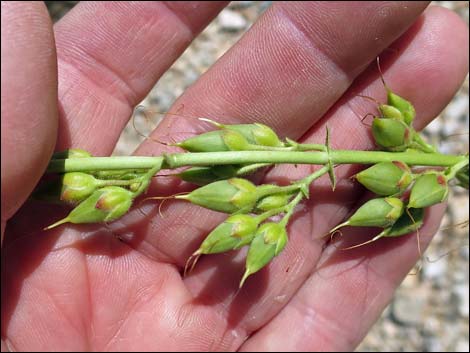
[
  {"left": 355, "top": 161, "right": 412, "bottom": 196},
  {"left": 240, "top": 222, "right": 288, "bottom": 287},
  {"left": 176, "top": 178, "right": 258, "bottom": 213},
  {"left": 408, "top": 173, "right": 449, "bottom": 208}
]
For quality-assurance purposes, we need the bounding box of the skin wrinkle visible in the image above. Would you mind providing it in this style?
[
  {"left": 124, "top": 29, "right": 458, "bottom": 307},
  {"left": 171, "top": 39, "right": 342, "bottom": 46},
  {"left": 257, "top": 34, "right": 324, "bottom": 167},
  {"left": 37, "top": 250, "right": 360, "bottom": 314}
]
[{"left": 275, "top": 4, "right": 353, "bottom": 84}]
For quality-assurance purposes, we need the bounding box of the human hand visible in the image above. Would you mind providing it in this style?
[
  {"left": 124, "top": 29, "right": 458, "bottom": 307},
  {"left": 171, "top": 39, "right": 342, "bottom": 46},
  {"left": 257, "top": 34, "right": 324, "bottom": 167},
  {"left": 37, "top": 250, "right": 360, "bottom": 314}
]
[{"left": 2, "top": 2, "right": 468, "bottom": 351}]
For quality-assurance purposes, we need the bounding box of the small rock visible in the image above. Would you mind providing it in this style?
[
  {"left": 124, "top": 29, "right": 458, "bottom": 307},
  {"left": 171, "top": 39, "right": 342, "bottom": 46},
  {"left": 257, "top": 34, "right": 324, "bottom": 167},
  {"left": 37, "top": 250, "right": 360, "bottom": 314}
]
[
  {"left": 218, "top": 9, "right": 247, "bottom": 31},
  {"left": 424, "top": 336, "right": 443, "bottom": 352},
  {"left": 453, "top": 283, "right": 469, "bottom": 317},
  {"left": 392, "top": 290, "right": 426, "bottom": 325},
  {"left": 455, "top": 339, "right": 470, "bottom": 352},
  {"left": 422, "top": 259, "right": 448, "bottom": 282}
]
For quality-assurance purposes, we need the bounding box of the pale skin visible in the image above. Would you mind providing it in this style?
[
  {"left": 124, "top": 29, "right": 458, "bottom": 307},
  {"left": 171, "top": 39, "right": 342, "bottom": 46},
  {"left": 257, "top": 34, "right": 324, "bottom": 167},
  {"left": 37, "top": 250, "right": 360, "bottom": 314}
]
[{"left": 1, "top": 1, "right": 469, "bottom": 351}]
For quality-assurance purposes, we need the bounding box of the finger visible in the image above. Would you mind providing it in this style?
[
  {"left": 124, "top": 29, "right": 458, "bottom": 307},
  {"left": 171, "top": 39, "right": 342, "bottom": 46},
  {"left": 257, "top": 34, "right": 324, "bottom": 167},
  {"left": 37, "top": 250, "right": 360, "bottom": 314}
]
[
  {"left": 1, "top": 1, "right": 58, "bottom": 241},
  {"left": 240, "top": 7, "right": 469, "bottom": 351},
  {"left": 129, "top": 1, "right": 429, "bottom": 266},
  {"left": 137, "top": 1, "right": 430, "bottom": 157},
  {"left": 53, "top": 1, "right": 227, "bottom": 154}
]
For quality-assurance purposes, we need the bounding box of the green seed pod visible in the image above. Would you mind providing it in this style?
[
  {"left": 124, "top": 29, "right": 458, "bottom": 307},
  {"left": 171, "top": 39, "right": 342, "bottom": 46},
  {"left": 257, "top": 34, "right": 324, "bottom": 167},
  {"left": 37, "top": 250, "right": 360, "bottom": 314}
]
[
  {"left": 196, "top": 214, "right": 259, "bottom": 255},
  {"left": 387, "top": 90, "right": 416, "bottom": 125},
  {"left": 176, "top": 130, "right": 230, "bottom": 152},
  {"left": 255, "top": 193, "right": 292, "bottom": 212},
  {"left": 176, "top": 178, "right": 258, "bottom": 213},
  {"left": 330, "top": 197, "right": 404, "bottom": 234},
  {"left": 51, "top": 148, "right": 92, "bottom": 159},
  {"left": 408, "top": 173, "right": 449, "bottom": 208},
  {"left": 355, "top": 161, "right": 412, "bottom": 196},
  {"left": 372, "top": 117, "right": 412, "bottom": 151},
  {"left": 60, "top": 172, "right": 102, "bottom": 204},
  {"left": 379, "top": 104, "right": 404, "bottom": 121},
  {"left": 225, "top": 123, "right": 283, "bottom": 147},
  {"left": 33, "top": 172, "right": 101, "bottom": 205},
  {"left": 221, "top": 130, "right": 251, "bottom": 151},
  {"left": 347, "top": 208, "right": 425, "bottom": 248},
  {"left": 178, "top": 165, "right": 240, "bottom": 185},
  {"left": 240, "top": 222, "right": 288, "bottom": 287},
  {"left": 44, "top": 186, "right": 134, "bottom": 229},
  {"left": 176, "top": 130, "right": 250, "bottom": 152}
]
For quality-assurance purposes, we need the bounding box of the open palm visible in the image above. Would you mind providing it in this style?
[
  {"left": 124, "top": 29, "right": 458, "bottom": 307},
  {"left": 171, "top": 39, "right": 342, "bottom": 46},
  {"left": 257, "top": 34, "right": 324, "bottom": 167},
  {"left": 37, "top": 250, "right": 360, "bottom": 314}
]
[{"left": 2, "top": 2, "right": 468, "bottom": 351}]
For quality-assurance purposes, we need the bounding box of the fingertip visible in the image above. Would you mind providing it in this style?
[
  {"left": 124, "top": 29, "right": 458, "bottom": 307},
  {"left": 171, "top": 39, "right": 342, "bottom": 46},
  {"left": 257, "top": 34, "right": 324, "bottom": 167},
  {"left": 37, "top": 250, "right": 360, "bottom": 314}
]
[{"left": 1, "top": 2, "right": 58, "bottom": 222}]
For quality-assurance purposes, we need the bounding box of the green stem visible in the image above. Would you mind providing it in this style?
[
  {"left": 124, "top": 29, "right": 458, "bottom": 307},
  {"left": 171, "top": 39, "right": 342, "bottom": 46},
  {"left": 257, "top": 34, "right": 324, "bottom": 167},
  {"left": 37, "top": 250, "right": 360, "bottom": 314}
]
[
  {"left": 46, "top": 150, "right": 466, "bottom": 174},
  {"left": 279, "top": 166, "right": 330, "bottom": 227}
]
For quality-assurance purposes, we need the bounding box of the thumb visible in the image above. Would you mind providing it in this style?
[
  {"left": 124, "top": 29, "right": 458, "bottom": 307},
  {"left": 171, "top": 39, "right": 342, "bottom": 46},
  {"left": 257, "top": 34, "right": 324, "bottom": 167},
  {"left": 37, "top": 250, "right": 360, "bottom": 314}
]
[{"left": 1, "top": 2, "right": 58, "bottom": 242}]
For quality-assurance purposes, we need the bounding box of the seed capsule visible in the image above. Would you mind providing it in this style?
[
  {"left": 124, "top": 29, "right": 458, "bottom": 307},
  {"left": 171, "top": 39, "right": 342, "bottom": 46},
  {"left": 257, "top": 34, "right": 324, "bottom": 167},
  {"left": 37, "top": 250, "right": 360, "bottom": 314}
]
[
  {"left": 51, "top": 148, "right": 92, "bottom": 159},
  {"left": 221, "top": 129, "right": 251, "bottom": 151},
  {"left": 195, "top": 214, "right": 259, "bottom": 255},
  {"left": 176, "top": 178, "right": 258, "bottom": 213},
  {"left": 345, "top": 207, "right": 425, "bottom": 249},
  {"left": 379, "top": 104, "right": 404, "bottom": 121},
  {"left": 240, "top": 222, "right": 288, "bottom": 287},
  {"left": 224, "top": 123, "right": 283, "bottom": 147},
  {"left": 44, "top": 186, "right": 134, "bottom": 229},
  {"left": 330, "top": 197, "right": 404, "bottom": 234},
  {"left": 372, "top": 117, "right": 412, "bottom": 151},
  {"left": 33, "top": 172, "right": 101, "bottom": 205},
  {"left": 178, "top": 165, "right": 240, "bottom": 185},
  {"left": 176, "top": 130, "right": 249, "bottom": 152},
  {"left": 408, "top": 173, "right": 449, "bottom": 208},
  {"left": 355, "top": 161, "right": 412, "bottom": 196},
  {"left": 255, "top": 193, "right": 292, "bottom": 212},
  {"left": 387, "top": 90, "right": 416, "bottom": 125}
]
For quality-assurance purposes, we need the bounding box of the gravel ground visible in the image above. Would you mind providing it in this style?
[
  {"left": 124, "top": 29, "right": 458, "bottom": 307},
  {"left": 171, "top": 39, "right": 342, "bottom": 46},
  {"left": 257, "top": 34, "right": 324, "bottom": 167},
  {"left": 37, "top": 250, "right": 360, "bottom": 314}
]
[{"left": 47, "top": 2, "right": 469, "bottom": 351}]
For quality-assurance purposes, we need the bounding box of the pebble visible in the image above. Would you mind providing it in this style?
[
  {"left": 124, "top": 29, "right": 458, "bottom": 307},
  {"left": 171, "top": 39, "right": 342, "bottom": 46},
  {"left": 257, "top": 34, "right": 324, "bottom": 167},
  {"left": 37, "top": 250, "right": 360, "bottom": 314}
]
[
  {"left": 218, "top": 9, "right": 248, "bottom": 31},
  {"left": 392, "top": 288, "right": 426, "bottom": 325}
]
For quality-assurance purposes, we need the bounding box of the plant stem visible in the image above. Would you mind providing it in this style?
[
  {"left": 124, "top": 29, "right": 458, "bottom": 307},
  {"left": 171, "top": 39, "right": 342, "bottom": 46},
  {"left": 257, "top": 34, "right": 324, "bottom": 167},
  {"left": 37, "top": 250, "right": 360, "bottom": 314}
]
[{"left": 46, "top": 150, "right": 467, "bottom": 174}]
